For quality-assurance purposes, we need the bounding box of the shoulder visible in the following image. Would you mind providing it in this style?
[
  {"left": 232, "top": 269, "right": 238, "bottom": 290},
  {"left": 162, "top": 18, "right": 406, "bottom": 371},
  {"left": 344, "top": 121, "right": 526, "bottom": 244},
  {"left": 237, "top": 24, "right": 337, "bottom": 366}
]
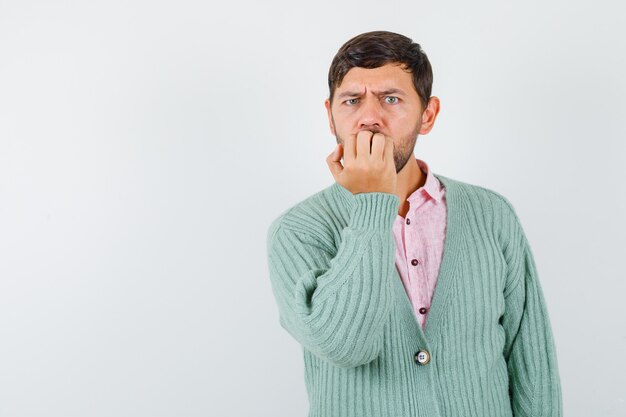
[
  {"left": 436, "top": 174, "right": 525, "bottom": 245},
  {"left": 437, "top": 174, "right": 520, "bottom": 220}
]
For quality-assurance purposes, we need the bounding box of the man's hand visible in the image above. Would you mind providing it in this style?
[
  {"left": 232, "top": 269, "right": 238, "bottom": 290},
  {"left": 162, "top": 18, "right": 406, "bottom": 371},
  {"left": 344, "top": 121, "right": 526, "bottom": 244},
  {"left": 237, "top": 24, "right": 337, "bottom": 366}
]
[{"left": 326, "top": 130, "right": 397, "bottom": 195}]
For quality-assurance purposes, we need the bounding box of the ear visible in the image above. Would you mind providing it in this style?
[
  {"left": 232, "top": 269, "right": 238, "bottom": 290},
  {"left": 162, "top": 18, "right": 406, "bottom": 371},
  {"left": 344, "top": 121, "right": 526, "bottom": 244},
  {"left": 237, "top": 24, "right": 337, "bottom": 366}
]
[
  {"left": 418, "top": 96, "right": 441, "bottom": 135},
  {"left": 324, "top": 98, "right": 336, "bottom": 135}
]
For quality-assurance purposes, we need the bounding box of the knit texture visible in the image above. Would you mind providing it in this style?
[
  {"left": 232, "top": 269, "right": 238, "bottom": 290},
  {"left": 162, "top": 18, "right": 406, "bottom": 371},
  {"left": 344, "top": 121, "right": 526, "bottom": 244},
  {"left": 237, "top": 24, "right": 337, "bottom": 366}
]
[{"left": 266, "top": 173, "right": 562, "bottom": 417}]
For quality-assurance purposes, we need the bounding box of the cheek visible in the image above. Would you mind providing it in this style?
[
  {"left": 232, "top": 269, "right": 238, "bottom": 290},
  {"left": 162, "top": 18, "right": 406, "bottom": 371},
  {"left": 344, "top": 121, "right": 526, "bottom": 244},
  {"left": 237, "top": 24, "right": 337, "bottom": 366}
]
[
  {"left": 392, "top": 107, "right": 412, "bottom": 120},
  {"left": 388, "top": 112, "right": 411, "bottom": 130},
  {"left": 334, "top": 116, "right": 356, "bottom": 134}
]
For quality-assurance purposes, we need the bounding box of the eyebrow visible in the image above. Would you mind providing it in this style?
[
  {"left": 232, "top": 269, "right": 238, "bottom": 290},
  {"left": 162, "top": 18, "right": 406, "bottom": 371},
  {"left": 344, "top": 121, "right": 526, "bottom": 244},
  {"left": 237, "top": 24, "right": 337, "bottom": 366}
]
[{"left": 337, "top": 88, "right": 407, "bottom": 99}]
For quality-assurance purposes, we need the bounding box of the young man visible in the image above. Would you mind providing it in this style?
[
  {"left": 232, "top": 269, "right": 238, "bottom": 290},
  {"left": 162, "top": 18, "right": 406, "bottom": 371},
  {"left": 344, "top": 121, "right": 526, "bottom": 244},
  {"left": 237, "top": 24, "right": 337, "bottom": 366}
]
[{"left": 266, "top": 30, "right": 562, "bottom": 417}]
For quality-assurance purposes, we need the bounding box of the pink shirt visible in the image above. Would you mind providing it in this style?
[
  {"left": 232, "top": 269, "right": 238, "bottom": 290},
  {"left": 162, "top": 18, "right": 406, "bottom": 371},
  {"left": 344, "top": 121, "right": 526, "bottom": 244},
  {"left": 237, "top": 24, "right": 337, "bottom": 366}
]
[{"left": 392, "top": 158, "right": 447, "bottom": 331}]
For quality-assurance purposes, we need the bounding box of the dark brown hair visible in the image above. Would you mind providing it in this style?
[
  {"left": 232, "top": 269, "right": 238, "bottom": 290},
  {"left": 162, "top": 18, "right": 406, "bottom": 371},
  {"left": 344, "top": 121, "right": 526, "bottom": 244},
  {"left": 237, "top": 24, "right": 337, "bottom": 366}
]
[{"left": 327, "top": 31, "right": 433, "bottom": 111}]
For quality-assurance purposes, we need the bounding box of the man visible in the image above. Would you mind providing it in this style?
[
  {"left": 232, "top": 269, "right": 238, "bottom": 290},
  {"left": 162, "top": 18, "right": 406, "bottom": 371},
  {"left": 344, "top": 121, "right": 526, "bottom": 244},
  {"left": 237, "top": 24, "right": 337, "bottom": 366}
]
[{"left": 266, "top": 30, "right": 562, "bottom": 417}]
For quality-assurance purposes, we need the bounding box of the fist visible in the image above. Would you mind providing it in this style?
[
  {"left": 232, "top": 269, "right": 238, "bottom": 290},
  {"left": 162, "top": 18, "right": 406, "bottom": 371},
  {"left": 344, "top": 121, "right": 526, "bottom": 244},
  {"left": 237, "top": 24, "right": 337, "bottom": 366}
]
[{"left": 326, "top": 130, "right": 397, "bottom": 195}]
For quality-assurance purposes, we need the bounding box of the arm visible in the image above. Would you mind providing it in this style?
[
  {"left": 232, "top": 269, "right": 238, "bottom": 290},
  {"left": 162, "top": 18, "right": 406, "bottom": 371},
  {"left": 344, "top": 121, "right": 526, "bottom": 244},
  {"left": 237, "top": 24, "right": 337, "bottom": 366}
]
[
  {"left": 266, "top": 192, "right": 399, "bottom": 368},
  {"left": 501, "top": 205, "right": 563, "bottom": 416}
]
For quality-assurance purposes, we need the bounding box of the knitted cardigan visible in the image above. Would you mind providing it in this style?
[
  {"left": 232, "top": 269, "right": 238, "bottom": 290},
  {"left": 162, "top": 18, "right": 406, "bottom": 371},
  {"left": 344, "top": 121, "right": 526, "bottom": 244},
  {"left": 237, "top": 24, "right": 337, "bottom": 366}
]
[{"left": 266, "top": 173, "right": 562, "bottom": 417}]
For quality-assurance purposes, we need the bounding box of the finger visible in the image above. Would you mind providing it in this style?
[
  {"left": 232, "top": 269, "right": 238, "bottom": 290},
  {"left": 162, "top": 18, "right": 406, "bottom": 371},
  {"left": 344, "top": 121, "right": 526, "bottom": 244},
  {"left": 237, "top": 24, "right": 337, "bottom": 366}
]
[
  {"left": 383, "top": 136, "right": 394, "bottom": 163},
  {"left": 344, "top": 134, "right": 356, "bottom": 165},
  {"left": 326, "top": 143, "right": 344, "bottom": 179},
  {"left": 356, "top": 130, "right": 373, "bottom": 160},
  {"left": 371, "top": 133, "right": 385, "bottom": 161}
]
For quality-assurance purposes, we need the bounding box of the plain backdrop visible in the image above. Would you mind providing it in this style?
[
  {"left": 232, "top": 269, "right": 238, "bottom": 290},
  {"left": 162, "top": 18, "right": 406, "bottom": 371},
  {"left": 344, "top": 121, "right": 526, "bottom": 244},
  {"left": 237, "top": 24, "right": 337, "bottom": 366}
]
[{"left": 1, "top": 0, "right": 625, "bottom": 416}]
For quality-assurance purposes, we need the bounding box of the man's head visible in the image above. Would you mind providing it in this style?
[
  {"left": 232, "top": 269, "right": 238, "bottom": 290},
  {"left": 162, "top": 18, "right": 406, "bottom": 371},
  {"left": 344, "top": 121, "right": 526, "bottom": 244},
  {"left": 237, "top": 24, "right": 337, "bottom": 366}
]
[{"left": 324, "top": 30, "right": 440, "bottom": 173}]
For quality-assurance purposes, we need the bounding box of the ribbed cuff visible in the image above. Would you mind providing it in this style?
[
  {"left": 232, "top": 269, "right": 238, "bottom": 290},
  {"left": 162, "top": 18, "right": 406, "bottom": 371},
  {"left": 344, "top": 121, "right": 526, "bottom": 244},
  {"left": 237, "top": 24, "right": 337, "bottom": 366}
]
[{"left": 348, "top": 192, "right": 400, "bottom": 231}]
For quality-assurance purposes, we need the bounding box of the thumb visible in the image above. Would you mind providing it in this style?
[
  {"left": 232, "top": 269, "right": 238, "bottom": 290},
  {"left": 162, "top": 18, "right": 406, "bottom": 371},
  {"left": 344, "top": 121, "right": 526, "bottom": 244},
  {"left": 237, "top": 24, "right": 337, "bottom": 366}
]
[{"left": 326, "top": 144, "right": 344, "bottom": 179}]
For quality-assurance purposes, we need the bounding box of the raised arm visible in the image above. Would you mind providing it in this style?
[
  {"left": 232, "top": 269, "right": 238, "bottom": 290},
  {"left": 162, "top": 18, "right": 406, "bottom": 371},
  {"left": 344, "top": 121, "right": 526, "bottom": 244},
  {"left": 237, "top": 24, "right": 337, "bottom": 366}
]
[{"left": 266, "top": 191, "right": 399, "bottom": 368}]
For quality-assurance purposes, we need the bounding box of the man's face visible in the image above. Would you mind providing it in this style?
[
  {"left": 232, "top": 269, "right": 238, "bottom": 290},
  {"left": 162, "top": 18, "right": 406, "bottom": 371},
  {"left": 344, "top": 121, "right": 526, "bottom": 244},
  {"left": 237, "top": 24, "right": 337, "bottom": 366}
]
[{"left": 325, "top": 62, "right": 426, "bottom": 173}]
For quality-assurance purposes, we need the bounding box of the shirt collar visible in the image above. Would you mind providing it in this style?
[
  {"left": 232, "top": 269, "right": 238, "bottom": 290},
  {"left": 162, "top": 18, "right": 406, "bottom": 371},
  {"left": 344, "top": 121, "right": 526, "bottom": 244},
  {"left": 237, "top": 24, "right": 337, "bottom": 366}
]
[{"left": 408, "top": 158, "right": 445, "bottom": 204}]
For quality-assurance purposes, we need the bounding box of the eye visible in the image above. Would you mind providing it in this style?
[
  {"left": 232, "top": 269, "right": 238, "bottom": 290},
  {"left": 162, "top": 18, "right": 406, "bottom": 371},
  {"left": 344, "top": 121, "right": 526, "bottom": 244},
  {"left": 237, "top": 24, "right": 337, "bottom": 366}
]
[
  {"left": 345, "top": 98, "right": 359, "bottom": 105},
  {"left": 385, "top": 96, "right": 399, "bottom": 104}
]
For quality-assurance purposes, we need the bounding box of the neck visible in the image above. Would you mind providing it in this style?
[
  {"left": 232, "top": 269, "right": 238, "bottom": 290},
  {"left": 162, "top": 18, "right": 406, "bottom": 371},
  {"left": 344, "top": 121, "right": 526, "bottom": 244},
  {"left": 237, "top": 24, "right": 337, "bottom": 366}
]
[{"left": 395, "top": 157, "right": 426, "bottom": 218}]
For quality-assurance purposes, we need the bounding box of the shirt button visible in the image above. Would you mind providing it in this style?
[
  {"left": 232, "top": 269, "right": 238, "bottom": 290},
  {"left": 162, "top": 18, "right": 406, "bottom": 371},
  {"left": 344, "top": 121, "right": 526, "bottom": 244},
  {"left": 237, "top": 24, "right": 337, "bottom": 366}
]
[
  {"left": 406, "top": 218, "right": 411, "bottom": 225},
  {"left": 414, "top": 350, "right": 431, "bottom": 365},
  {"left": 411, "top": 259, "right": 419, "bottom": 266},
  {"left": 419, "top": 307, "right": 428, "bottom": 314}
]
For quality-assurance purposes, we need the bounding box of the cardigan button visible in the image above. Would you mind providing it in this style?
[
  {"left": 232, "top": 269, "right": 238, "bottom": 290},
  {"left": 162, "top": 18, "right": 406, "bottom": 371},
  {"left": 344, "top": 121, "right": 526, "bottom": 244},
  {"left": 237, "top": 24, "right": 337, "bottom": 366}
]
[{"left": 414, "top": 350, "right": 431, "bottom": 365}]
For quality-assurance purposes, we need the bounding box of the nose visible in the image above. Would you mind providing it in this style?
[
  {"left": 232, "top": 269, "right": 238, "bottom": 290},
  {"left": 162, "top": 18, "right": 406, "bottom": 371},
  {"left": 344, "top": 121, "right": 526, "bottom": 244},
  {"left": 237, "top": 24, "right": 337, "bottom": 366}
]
[{"left": 358, "top": 97, "right": 383, "bottom": 130}]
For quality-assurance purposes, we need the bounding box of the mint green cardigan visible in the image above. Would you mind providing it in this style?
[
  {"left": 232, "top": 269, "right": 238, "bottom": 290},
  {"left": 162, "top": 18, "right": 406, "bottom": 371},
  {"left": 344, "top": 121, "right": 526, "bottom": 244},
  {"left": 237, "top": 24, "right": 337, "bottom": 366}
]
[{"left": 266, "top": 174, "right": 562, "bottom": 417}]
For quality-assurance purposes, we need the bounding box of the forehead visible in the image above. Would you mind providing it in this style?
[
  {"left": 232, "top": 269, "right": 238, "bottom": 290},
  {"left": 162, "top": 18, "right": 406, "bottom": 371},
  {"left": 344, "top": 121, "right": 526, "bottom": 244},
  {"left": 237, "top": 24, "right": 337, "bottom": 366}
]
[{"left": 338, "top": 63, "right": 414, "bottom": 92}]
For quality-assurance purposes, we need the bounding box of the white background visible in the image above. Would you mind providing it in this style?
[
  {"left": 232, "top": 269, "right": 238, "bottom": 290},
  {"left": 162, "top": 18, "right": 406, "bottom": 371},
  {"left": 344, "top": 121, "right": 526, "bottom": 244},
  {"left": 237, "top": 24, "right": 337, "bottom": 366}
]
[{"left": 1, "top": 0, "right": 625, "bottom": 416}]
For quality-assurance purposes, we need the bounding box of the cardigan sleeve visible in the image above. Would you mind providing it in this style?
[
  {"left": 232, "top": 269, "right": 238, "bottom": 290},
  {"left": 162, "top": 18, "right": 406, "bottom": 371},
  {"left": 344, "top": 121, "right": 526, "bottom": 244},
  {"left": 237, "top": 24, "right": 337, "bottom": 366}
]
[
  {"left": 266, "top": 192, "right": 400, "bottom": 369},
  {"left": 501, "top": 204, "right": 563, "bottom": 417}
]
